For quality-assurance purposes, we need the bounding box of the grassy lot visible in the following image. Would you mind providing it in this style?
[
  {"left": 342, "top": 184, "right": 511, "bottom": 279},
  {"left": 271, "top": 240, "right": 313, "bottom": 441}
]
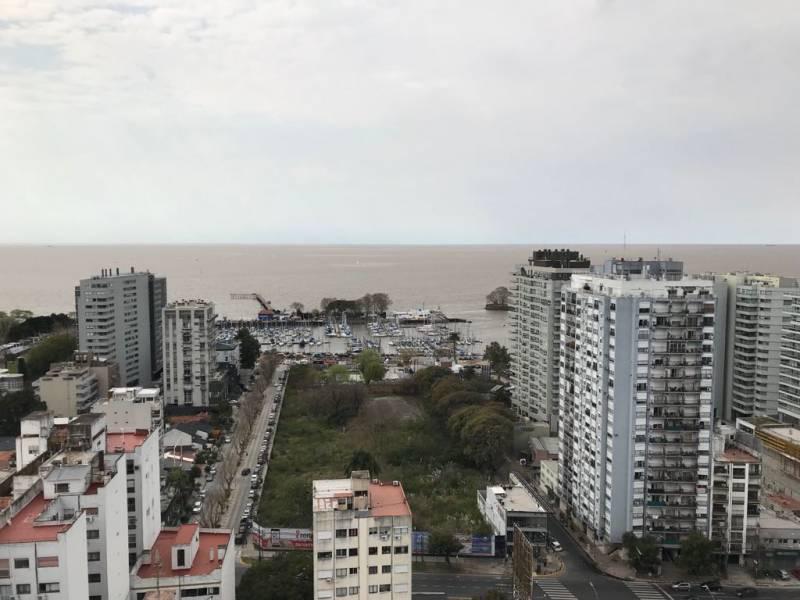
[{"left": 258, "top": 367, "right": 490, "bottom": 533}]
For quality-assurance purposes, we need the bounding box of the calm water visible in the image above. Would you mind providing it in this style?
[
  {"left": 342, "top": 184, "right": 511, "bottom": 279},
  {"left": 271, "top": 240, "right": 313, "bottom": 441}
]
[{"left": 2, "top": 244, "right": 799, "bottom": 346}]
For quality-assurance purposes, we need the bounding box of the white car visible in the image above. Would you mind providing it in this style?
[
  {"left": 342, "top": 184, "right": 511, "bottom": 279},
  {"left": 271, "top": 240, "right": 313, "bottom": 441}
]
[
  {"left": 671, "top": 582, "right": 691, "bottom": 591},
  {"left": 550, "top": 540, "right": 563, "bottom": 552}
]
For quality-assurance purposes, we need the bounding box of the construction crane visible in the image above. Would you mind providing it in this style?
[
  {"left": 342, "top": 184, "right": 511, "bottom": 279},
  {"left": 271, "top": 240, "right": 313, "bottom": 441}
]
[{"left": 230, "top": 293, "right": 274, "bottom": 320}]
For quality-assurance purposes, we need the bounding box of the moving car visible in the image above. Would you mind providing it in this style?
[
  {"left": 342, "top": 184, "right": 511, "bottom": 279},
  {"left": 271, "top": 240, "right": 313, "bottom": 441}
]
[
  {"left": 672, "top": 582, "right": 691, "bottom": 591},
  {"left": 550, "top": 540, "right": 563, "bottom": 552},
  {"left": 736, "top": 588, "right": 758, "bottom": 598},
  {"left": 700, "top": 580, "right": 721, "bottom": 591},
  {"left": 779, "top": 570, "right": 790, "bottom": 581}
]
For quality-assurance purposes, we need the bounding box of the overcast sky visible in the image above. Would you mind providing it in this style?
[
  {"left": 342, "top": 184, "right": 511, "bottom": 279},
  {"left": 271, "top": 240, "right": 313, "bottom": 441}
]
[{"left": 1, "top": 1, "right": 798, "bottom": 244}]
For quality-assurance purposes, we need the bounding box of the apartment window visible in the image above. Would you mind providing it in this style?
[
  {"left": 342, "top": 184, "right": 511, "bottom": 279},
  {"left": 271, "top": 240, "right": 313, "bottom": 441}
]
[
  {"left": 382, "top": 565, "right": 391, "bottom": 574},
  {"left": 336, "top": 549, "right": 348, "bottom": 558},
  {"left": 381, "top": 546, "right": 391, "bottom": 555},
  {"left": 87, "top": 529, "right": 100, "bottom": 539},
  {"left": 369, "top": 566, "right": 378, "bottom": 574},
  {"left": 88, "top": 552, "right": 101, "bottom": 562},
  {"left": 91, "top": 596, "right": 102, "bottom": 600},
  {"left": 349, "top": 568, "right": 358, "bottom": 575},
  {"left": 127, "top": 459, "right": 135, "bottom": 474},
  {"left": 379, "top": 584, "right": 391, "bottom": 593},
  {"left": 0, "top": 586, "right": 10, "bottom": 598},
  {"left": 349, "top": 587, "right": 359, "bottom": 595},
  {"left": 336, "top": 588, "right": 348, "bottom": 597},
  {"left": 369, "top": 527, "right": 378, "bottom": 535},
  {"left": 39, "top": 583, "right": 60, "bottom": 593},
  {"left": 348, "top": 548, "right": 358, "bottom": 557},
  {"left": 14, "top": 558, "right": 29, "bottom": 569},
  {"left": 0, "top": 559, "right": 8, "bottom": 578},
  {"left": 368, "top": 546, "right": 378, "bottom": 555},
  {"left": 55, "top": 483, "right": 69, "bottom": 493},
  {"left": 336, "top": 568, "right": 348, "bottom": 578},
  {"left": 88, "top": 573, "right": 101, "bottom": 583},
  {"left": 369, "top": 586, "right": 379, "bottom": 593},
  {"left": 177, "top": 549, "right": 186, "bottom": 567},
  {"left": 317, "top": 552, "right": 332, "bottom": 560},
  {"left": 348, "top": 528, "right": 358, "bottom": 537},
  {"left": 86, "top": 506, "right": 99, "bottom": 516},
  {"left": 37, "top": 556, "right": 59, "bottom": 568},
  {"left": 336, "top": 529, "right": 348, "bottom": 538},
  {"left": 16, "top": 583, "right": 31, "bottom": 594},
  {"left": 128, "top": 497, "right": 136, "bottom": 511},
  {"left": 394, "top": 546, "right": 409, "bottom": 554}
]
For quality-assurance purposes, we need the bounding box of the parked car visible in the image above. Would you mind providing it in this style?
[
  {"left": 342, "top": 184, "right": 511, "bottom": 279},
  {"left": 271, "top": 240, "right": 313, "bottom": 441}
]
[
  {"left": 700, "top": 580, "right": 721, "bottom": 591},
  {"left": 241, "top": 468, "right": 251, "bottom": 476},
  {"left": 672, "top": 582, "right": 692, "bottom": 591},
  {"left": 550, "top": 540, "right": 563, "bottom": 552},
  {"left": 736, "top": 588, "right": 758, "bottom": 598},
  {"left": 779, "top": 570, "right": 790, "bottom": 581},
  {"left": 248, "top": 489, "right": 255, "bottom": 498}
]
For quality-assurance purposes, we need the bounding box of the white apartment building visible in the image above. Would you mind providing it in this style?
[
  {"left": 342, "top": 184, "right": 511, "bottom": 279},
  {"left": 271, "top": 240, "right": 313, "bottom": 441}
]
[
  {"left": 718, "top": 273, "right": 798, "bottom": 420},
  {"left": 75, "top": 268, "right": 167, "bottom": 387},
  {"left": 509, "top": 249, "right": 591, "bottom": 431},
  {"left": 129, "top": 523, "right": 235, "bottom": 600},
  {"left": 779, "top": 292, "right": 800, "bottom": 424},
  {"left": 15, "top": 411, "right": 54, "bottom": 470},
  {"left": 96, "top": 387, "right": 163, "bottom": 432},
  {"left": 558, "top": 275, "right": 716, "bottom": 548},
  {"left": 313, "top": 471, "right": 412, "bottom": 600},
  {"left": 477, "top": 477, "right": 548, "bottom": 553},
  {"left": 38, "top": 363, "right": 100, "bottom": 417},
  {"left": 0, "top": 368, "right": 23, "bottom": 394},
  {"left": 162, "top": 300, "right": 216, "bottom": 408},
  {"left": 106, "top": 429, "right": 161, "bottom": 567}
]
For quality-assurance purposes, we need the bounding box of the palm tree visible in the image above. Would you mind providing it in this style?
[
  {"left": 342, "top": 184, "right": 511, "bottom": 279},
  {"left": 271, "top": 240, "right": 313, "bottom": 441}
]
[{"left": 448, "top": 331, "right": 461, "bottom": 363}]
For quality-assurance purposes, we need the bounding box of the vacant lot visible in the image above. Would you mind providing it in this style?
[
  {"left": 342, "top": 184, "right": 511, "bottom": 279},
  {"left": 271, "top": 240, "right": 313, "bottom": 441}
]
[{"left": 257, "top": 368, "right": 488, "bottom": 533}]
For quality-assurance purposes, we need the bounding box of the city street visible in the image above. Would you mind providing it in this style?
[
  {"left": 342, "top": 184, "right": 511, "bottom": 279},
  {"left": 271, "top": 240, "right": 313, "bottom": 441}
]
[{"left": 222, "top": 363, "right": 287, "bottom": 531}]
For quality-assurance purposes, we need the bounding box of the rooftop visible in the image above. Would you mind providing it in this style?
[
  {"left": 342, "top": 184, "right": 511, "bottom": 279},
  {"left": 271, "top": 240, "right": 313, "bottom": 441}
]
[
  {"left": 718, "top": 447, "right": 760, "bottom": 463},
  {"left": 312, "top": 476, "right": 412, "bottom": 517},
  {"left": 488, "top": 484, "right": 545, "bottom": 514},
  {"left": 107, "top": 431, "right": 149, "bottom": 454},
  {"left": 137, "top": 528, "right": 231, "bottom": 580},
  {"left": 0, "top": 494, "right": 75, "bottom": 544},
  {"left": 175, "top": 523, "right": 198, "bottom": 545},
  {"left": 369, "top": 482, "right": 411, "bottom": 517},
  {"left": 767, "top": 493, "right": 800, "bottom": 512}
]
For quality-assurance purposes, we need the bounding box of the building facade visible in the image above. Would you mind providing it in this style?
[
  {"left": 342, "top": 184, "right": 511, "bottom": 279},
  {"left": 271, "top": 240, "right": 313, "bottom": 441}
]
[
  {"left": 593, "top": 257, "right": 684, "bottom": 281},
  {"left": 37, "top": 363, "right": 100, "bottom": 417},
  {"left": 0, "top": 368, "right": 23, "bottom": 395},
  {"left": 779, "top": 292, "right": 800, "bottom": 424},
  {"left": 97, "top": 387, "right": 163, "bottom": 432},
  {"left": 477, "top": 477, "right": 548, "bottom": 554},
  {"left": 75, "top": 268, "right": 166, "bottom": 387},
  {"left": 162, "top": 300, "right": 216, "bottom": 408},
  {"left": 509, "top": 249, "right": 591, "bottom": 430},
  {"left": 717, "top": 274, "right": 797, "bottom": 420},
  {"left": 558, "top": 275, "right": 716, "bottom": 548},
  {"left": 313, "top": 471, "right": 412, "bottom": 600}
]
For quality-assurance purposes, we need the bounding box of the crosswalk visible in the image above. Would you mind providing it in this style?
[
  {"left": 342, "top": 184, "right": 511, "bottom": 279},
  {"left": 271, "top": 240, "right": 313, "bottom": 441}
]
[
  {"left": 624, "top": 581, "right": 668, "bottom": 600},
  {"left": 534, "top": 580, "right": 578, "bottom": 600}
]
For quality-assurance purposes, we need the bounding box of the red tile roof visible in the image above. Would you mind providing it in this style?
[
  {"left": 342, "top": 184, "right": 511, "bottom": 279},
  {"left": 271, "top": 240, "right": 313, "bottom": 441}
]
[
  {"left": 768, "top": 493, "right": 800, "bottom": 511},
  {"left": 137, "top": 528, "right": 231, "bottom": 579},
  {"left": 0, "top": 495, "right": 73, "bottom": 544},
  {"left": 107, "top": 431, "right": 149, "bottom": 454},
  {"left": 369, "top": 482, "right": 411, "bottom": 517}
]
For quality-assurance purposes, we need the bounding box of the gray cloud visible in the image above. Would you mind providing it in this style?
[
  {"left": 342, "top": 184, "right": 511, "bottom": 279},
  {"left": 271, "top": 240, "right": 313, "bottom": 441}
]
[{"left": 0, "top": 0, "right": 798, "bottom": 243}]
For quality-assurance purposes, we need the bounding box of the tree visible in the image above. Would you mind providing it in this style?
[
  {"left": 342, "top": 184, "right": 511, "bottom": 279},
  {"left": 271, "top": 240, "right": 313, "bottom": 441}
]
[
  {"left": 220, "top": 449, "right": 239, "bottom": 494},
  {"left": 622, "top": 531, "right": 661, "bottom": 575},
  {"left": 677, "top": 531, "right": 718, "bottom": 576},
  {"left": 429, "top": 528, "right": 463, "bottom": 563},
  {"left": 324, "top": 364, "right": 351, "bottom": 385},
  {"left": 236, "top": 328, "right": 260, "bottom": 369},
  {"left": 237, "top": 552, "right": 313, "bottom": 600},
  {"left": 360, "top": 294, "right": 374, "bottom": 316},
  {"left": 371, "top": 292, "right": 392, "bottom": 314},
  {"left": 320, "top": 297, "right": 337, "bottom": 312},
  {"left": 414, "top": 366, "right": 452, "bottom": 394},
  {"left": 290, "top": 302, "right": 304, "bottom": 315},
  {"left": 6, "top": 313, "right": 75, "bottom": 342},
  {"left": 486, "top": 286, "right": 511, "bottom": 306},
  {"left": 448, "top": 331, "right": 460, "bottom": 363},
  {"left": 0, "top": 387, "right": 46, "bottom": 436},
  {"left": 344, "top": 450, "right": 381, "bottom": 477},
  {"left": 22, "top": 333, "right": 77, "bottom": 381},
  {"left": 200, "top": 485, "right": 227, "bottom": 528},
  {"left": 166, "top": 468, "right": 194, "bottom": 512},
  {"left": 448, "top": 404, "right": 513, "bottom": 473},
  {"left": 356, "top": 349, "right": 385, "bottom": 384},
  {"left": 483, "top": 342, "right": 511, "bottom": 375}
]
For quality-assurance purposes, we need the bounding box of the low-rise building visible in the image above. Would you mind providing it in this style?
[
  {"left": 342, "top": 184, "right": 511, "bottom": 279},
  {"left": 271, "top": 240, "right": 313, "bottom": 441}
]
[
  {"left": 38, "top": 363, "right": 100, "bottom": 417},
  {"left": 0, "top": 368, "right": 23, "bottom": 395},
  {"left": 313, "top": 471, "right": 413, "bottom": 600},
  {"left": 129, "top": 524, "right": 235, "bottom": 600},
  {"left": 215, "top": 340, "right": 240, "bottom": 370},
  {"left": 72, "top": 351, "right": 121, "bottom": 400},
  {"left": 478, "top": 477, "right": 548, "bottom": 555},
  {"left": 15, "top": 411, "right": 54, "bottom": 470},
  {"left": 95, "top": 387, "right": 163, "bottom": 432}
]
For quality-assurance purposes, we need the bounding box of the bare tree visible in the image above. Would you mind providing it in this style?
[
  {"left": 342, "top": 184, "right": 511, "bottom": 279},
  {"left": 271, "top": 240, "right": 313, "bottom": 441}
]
[
  {"left": 290, "top": 302, "right": 304, "bottom": 314},
  {"left": 371, "top": 292, "right": 392, "bottom": 314},
  {"left": 199, "top": 486, "right": 227, "bottom": 528},
  {"left": 236, "top": 419, "right": 253, "bottom": 456},
  {"left": 220, "top": 449, "right": 239, "bottom": 494}
]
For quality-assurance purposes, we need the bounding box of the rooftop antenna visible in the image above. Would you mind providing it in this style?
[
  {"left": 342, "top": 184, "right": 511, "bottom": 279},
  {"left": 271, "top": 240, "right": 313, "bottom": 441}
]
[{"left": 623, "top": 230, "right": 627, "bottom": 254}]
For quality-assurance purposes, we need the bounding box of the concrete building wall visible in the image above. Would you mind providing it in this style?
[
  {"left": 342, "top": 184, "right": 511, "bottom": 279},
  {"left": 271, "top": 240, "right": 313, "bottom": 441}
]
[
  {"left": 779, "top": 293, "right": 800, "bottom": 424},
  {"left": 163, "top": 301, "right": 216, "bottom": 407},
  {"left": 38, "top": 365, "right": 99, "bottom": 417}
]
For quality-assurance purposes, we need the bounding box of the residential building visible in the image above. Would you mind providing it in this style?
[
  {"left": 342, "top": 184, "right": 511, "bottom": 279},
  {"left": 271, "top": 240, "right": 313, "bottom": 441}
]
[
  {"left": 0, "top": 368, "right": 23, "bottom": 394},
  {"left": 509, "top": 249, "right": 591, "bottom": 430},
  {"left": 558, "top": 274, "right": 717, "bottom": 548},
  {"left": 15, "top": 411, "right": 54, "bottom": 469},
  {"left": 716, "top": 273, "right": 798, "bottom": 420},
  {"left": 95, "top": 387, "right": 163, "bottom": 432},
  {"left": 215, "top": 340, "right": 240, "bottom": 370},
  {"left": 38, "top": 363, "right": 100, "bottom": 417},
  {"left": 710, "top": 427, "right": 761, "bottom": 563},
  {"left": 594, "top": 257, "right": 684, "bottom": 281},
  {"left": 129, "top": 523, "right": 235, "bottom": 600},
  {"left": 72, "top": 351, "right": 121, "bottom": 400},
  {"left": 779, "top": 292, "right": 800, "bottom": 424},
  {"left": 75, "top": 268, "right": 166, "bottom": 387},
  {"left": 106, "top": 428, "right": 161, "bottom": 567},
  {"left": 313, "top": 471, "right": 412, "bottom": 600},
  {"left": 477, "top": 476, "right": 548, "bottom": 555},
  {"left": 162, "top": 300, "right": 216, "bottom": 408},
  {"left": 539, "top": 460, "right": 559, "bottom": 499}
]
